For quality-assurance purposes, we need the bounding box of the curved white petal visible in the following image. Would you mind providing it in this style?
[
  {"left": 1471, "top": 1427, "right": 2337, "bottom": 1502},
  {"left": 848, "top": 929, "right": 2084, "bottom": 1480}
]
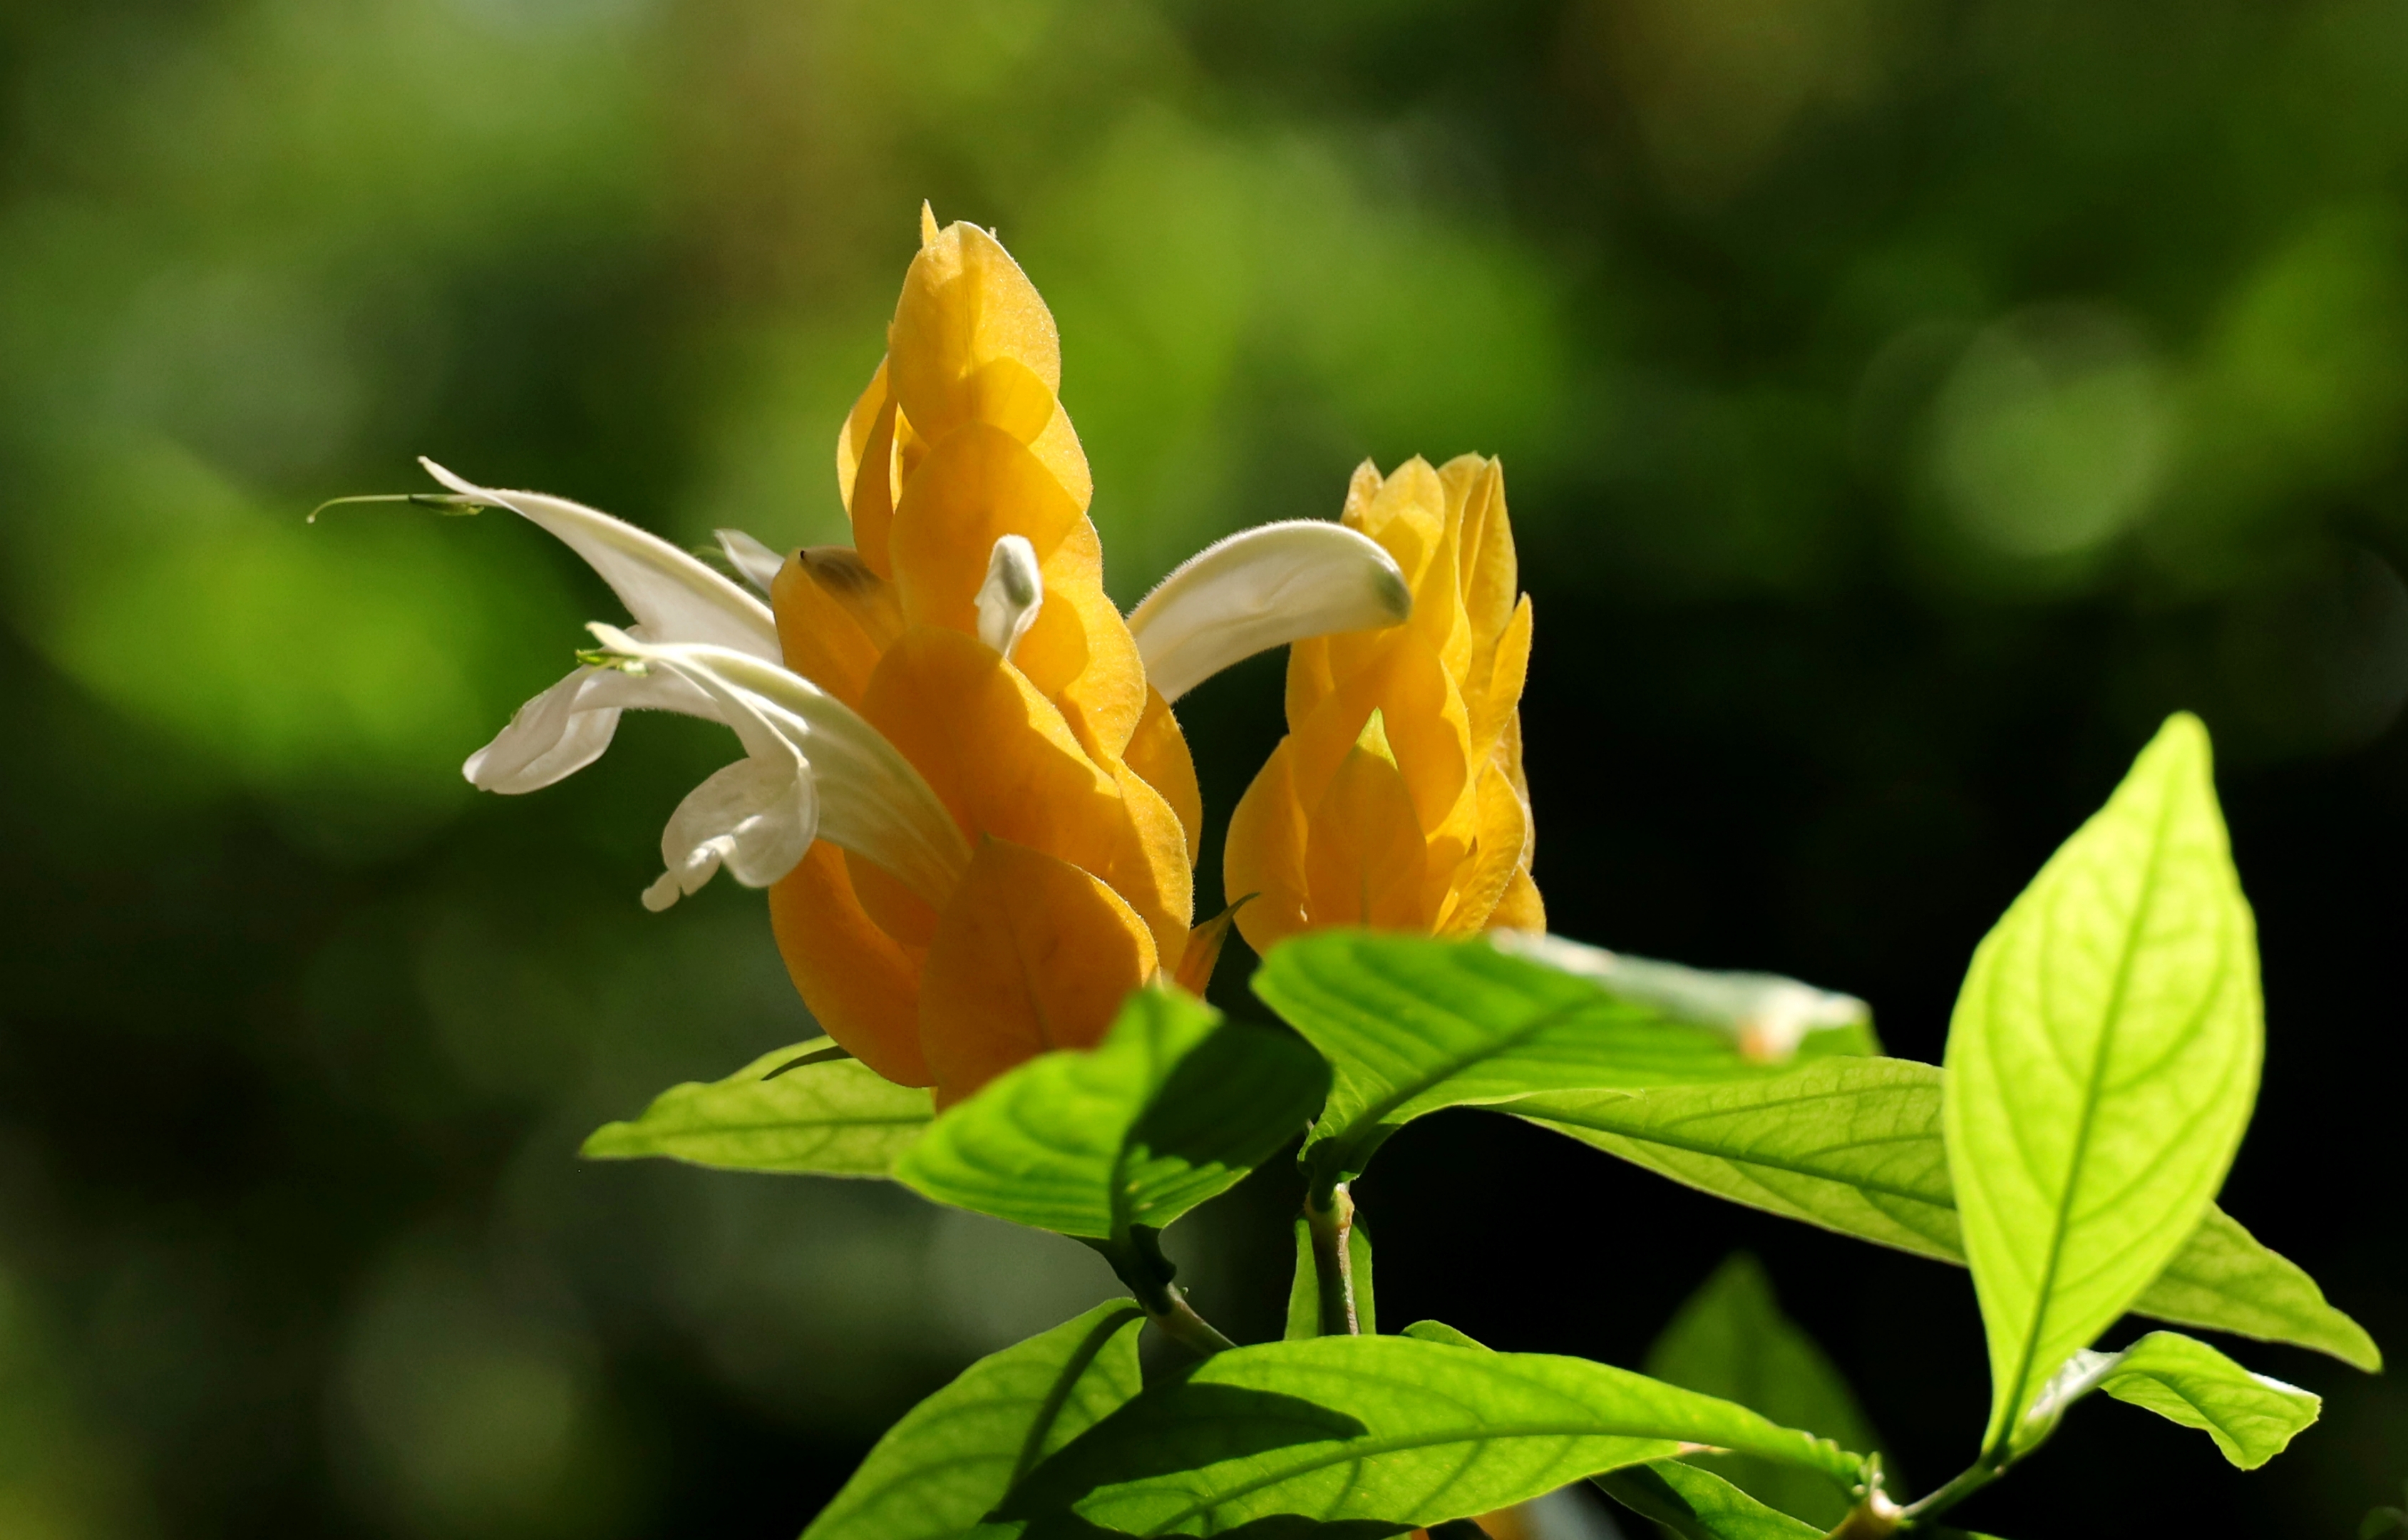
[
  {"left": 974, "top": 533, "right": 1044, "bottom": 661},
  {"left": 465, "top": 663, "right": 719, "bottom": 793},
  {"left": 644, "top": 756, "right": 819, "bottom": 911},
  {"left": 1128, "top": 520, "right": 1411, "bottom": 702},
  {"left": 589, "top": 625, "right": 969, "bottom": 908},
  {"left": 421, "top": 458, "right": 778, "bottom": 661},
  {"left": 1490, "top": 930, "right": 1871, "bottom": 1064},
  {"left": 715, "top": 527, "right": 788, "bottom": 597}
]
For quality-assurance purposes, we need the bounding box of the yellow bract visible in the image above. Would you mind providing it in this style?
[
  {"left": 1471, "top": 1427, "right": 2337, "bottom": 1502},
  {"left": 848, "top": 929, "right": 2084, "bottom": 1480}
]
[
  {"left": 767, "top": 210, "right": 1200, "bottom": 1107},
  {"left": 1225, "top": 454, "right": 1542, "bottom": 951}
]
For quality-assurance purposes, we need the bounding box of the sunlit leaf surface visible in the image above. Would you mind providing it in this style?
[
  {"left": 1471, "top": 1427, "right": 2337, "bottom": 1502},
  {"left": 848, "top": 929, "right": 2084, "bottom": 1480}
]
[
  {"left": 893, "top": 986, "right": 1329, "bottom": 1239},
  {"left": 996, "top": 1335, "right": 1865, "bottom": 1538},
  {"left": 581, "top": 1037, "right": 932, "bottom": 1175},
  {"left": 804, "top": 1300, "right": 1147, "bottom": 1540},
  {"left": 1513, "top": 1062, "right": 2374, "bottom": 1370},
  {"left": 1945, "top": 714, "right": 2264, "bottom": 1449},
  {"left": 1255, "top": 931, "right": 1876, "bottom": 1188}
]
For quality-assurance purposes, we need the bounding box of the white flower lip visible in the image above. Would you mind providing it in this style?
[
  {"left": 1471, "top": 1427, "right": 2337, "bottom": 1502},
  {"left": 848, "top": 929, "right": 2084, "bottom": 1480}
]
[
  {"left": 421, "top": 458, "right": 776, "bottom": 659},
  {"left": 1127, "top": 520, "right": 1411, "bottom": 703},
  {"left": 423, "top": 458, "right": 782, "bottom": 793},
  {"left": 1491, "top": 930, "right": 1871, "bottom": 1063},
  {"left": 587, "top": 625, "right": 970, "bottom": 910},
  {"left": 975, "top": 533, "right": 1044, "bottom": 662}
]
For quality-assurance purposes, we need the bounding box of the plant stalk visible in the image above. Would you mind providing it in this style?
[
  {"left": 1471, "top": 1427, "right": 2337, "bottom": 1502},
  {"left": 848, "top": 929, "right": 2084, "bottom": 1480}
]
[
  {"left": 1307, "top": 1182, "right": 1360, "bottom": 1336},
  {"left": 1147, "top": 1287, "right": 1238, "bottom": 1357},
  {"left": 1895, "top": 1456, "right": 2006, "bottom": 1528}
]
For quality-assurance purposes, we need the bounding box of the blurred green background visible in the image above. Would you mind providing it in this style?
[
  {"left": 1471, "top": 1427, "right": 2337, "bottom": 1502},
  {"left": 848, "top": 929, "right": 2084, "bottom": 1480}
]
[{"left": 4, "top": 1, "right": 2407, "bottom": 1536}]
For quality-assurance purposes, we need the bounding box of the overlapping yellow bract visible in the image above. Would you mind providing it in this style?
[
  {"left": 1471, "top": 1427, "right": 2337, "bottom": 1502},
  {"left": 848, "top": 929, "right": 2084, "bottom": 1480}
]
[
  {"left": 1225, "top": 454, "right": 1543, "bottom": 953},
  {"left": 767, "top": 210, "right": 1200, "bottom": 1107}
]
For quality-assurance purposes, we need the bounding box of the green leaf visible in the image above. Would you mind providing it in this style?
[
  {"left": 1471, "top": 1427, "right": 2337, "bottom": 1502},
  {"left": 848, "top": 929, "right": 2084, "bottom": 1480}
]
[
  {"left": 1644, "top": 1253, "right": 1885, "bottom": 1527},
  {"left": 2015, "top": 1330, "right": 2319, "bottom": 1470},
  {"left": 1590, "top": 1461, "right": 1822, "bottom": 1540},
  {"left": 580, "top": 1037, "right": 932, "bottom": 1174},
  {"left": 1945, "top": 714, "right": 2264, "bottom": 1449},
  {"left": 1513, "top": 1062, "right": 2377, "bottom": 1369},
  {"left": 892, "top": 986, "right": 1329, "bottom": 1241},
  {"left": 803, "top": 1300, "right": 1148, "bottom": 1540},
  {"left": 1252, "top": 931, "right": 1876, "bottom": 1190},
  {"left": 1285, "top": 1212, "right": 1375, "bottom": 1339},
  {"left": 997, "top": 1335, "right": 1866, "bottom": 1539}
]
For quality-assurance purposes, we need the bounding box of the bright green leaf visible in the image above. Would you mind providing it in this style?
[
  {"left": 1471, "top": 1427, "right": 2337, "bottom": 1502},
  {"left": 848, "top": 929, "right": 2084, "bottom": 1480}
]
[
  {"left": 1945, "top": 714, "right": 2264, "bottom": 1449},
  {"left": 803, "top": 1300, "right": 1148, "bottom": 1540},
  {"left": 2014, "top": 1330, "right": 2319, "bottom": 1469},
  {"left": 1285, "top": 1211, "right": 1375, "bottom": 1339},
  {"left": 1513, "top": 1062, "right": 2375, "bottom": 1369},
  {"left": 1590, "top": 1460, "right": 1822, "bottom": 1540},
  {"left": 1644, "top": 1253, "right": 1885, "bottom": 1527},
  {"left": 1252, "top": 931, "right": 1876, "bottom": 1190},
  {"left": 997, "top": 1335, "right": 1866, "bottom": 1539},
  {"left": 892, "top": 986, "right": 1329, "bottom": 1240},
  {"left": 580, "top": 1037, "right": 932, "bottom": 1175}
]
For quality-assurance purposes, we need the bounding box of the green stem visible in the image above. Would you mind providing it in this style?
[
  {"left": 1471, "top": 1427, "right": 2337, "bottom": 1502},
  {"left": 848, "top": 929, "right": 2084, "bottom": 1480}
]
[
  {"left": 1146, "top": 1288, "right": 1238, "bottom": 1358},
  {"left": 1306, "top": 1183, "right": 1359, "bottom": 1337},
  {"left": 1896, "top": 1456, "right": 2007, "bottom": 1528}
]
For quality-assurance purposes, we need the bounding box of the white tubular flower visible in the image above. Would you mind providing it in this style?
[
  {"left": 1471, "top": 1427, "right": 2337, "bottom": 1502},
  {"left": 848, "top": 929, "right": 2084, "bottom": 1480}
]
[
  {"left": 586, "top": 625, "right": 971, "bottom": 912},
  {"left": 974, "top": 533, "right": 1044, "bottom": 662},
  {"left": 1491, "top": 930, "right": 1872, "bottom": 1064},
  {"left": 420, "top": 458, "right": 781, "bottom": 793},
  {"left": 1127, "top": 520, "right": 1411, "bottom": 702}
]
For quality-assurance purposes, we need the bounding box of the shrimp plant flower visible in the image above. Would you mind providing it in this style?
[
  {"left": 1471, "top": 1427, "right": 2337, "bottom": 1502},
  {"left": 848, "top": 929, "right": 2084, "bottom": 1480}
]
[
  {"left": 432, "top": 208, "right": 1409, "bottom": 1105},
  {"left": 1223, "top": 453, "right": 1543, "bottom": 952}
]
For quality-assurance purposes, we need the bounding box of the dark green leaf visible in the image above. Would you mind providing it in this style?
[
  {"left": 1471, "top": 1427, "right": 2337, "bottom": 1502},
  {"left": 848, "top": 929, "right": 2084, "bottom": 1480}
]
[
  {"left": 1513, "top": 1060, "right": 2375, "bottom": 1370},
  {"left": 1945, "top": 714, "right": 2264, "bottom": 1449},
  {"left": 803, "top": 1300, "right": 1147, "bottom": 1540},
  {"left": 1285, "top": 1212, "right": 1375, "bottom": 1339},
  {"left": 1644, "top": 1253, "right": 1885, "bottom": 1526},
  {"left": 1253, "top": 931, "right": 1876, "bottom": 1189},
  {"left": 892, "top": 986, "right": 1329, "bottom": 1240},
  {"left": 580, "top": 1037, "right": 932, "bottom": 1175},
  {"left": 999, "top": 1335, "right": 1865, "bottom": 1538},
  {"left": 1590, "top": 1461, "right": 1821, "bottom": 1540}
]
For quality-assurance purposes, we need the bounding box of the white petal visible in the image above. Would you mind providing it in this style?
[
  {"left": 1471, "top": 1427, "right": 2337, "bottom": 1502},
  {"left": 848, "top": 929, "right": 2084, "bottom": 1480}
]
[
  {"left": 1489, "top": 931, "right": 1871, "bottom": 1063},
  {"left": 974, "top": 533, "right": 1044, "bottom": 662},
  {"left": 646, "top": 755, "right": 819, "bottom": 908},
  {"left": 420, "top": 458, "right": 778, "bottom": 660},
  {"left": 590, "top": 626, "right": 970, "bottom": 908},
  {"left": 1128, "top": 520, "right": 1411, "bottom": 702},
  {"left": 715, "top": 528, "right": 788, "bottom": 597},
  {"left": 464, "top": 663, "right": 719, "bottom": 794}
]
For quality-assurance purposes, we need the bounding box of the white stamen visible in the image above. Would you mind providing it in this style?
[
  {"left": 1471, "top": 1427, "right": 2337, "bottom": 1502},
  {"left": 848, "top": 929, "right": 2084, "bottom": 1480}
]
[
  {"left": 974, "top": 533, "right": 1044, "bottom": 662},
  {"left": 1128, "top": 520, "right": 1411, "bottom": 702},
  {"left": 1490, "top": 931, "right": 1871, "bottom": 1063},
  {"left": 715, "top": 528, "right": 788, "bottom": 597}
]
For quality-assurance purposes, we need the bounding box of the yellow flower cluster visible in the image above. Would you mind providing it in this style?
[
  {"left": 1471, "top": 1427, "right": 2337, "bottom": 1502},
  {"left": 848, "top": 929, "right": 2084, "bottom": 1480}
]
[
  {"left": 765, "top": 208, "right": 1202, "bottom": 1106},
  {"left": 1224, "top": 456, "right": 1542, "bottom": 948},
  {"left": 748, "top": 212, "right": 1537, "bottom": 1103}
]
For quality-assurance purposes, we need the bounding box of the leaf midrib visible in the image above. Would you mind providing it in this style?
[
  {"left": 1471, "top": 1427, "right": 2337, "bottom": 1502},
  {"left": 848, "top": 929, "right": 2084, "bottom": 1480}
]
[
  {"left": 1308, "top": 954, "right": 1598, "bottom": 1174},
  {"left": 1126, "top": 1421, "right": 1689, "bottom": 1534},
  {"left": 1990, "top": 776, "right": 2183, "bottom": 1447}
]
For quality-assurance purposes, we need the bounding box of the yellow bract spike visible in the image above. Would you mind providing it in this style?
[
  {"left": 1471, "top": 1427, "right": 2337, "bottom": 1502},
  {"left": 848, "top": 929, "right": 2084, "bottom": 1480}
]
[{"left": 1356, "top": 707, "right": 1397, "bottom": 765}]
